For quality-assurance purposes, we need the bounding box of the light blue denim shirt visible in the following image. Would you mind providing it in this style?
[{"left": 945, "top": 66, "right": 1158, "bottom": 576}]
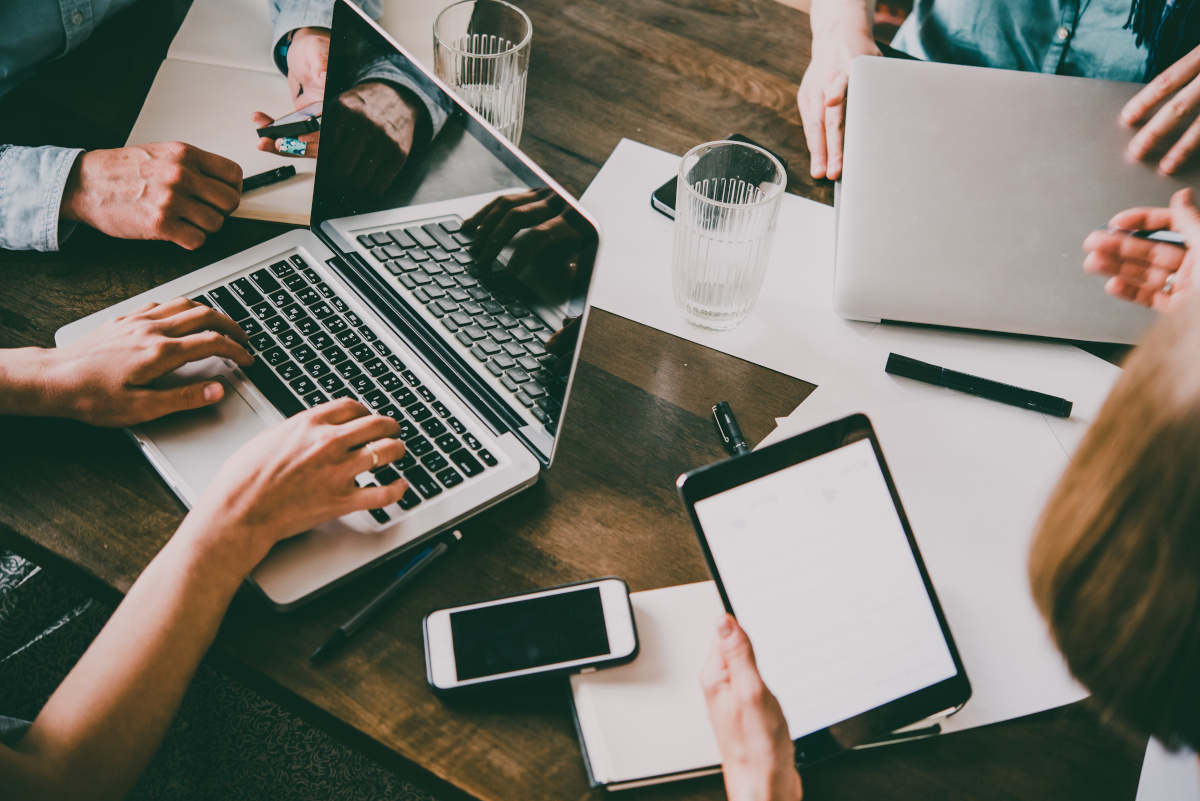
[
  {"left": 891, "top": 0, "right": 1148, "bottom": 81},
  {"left": 0, "top": 0, "right": 375, "bottom": 252}
]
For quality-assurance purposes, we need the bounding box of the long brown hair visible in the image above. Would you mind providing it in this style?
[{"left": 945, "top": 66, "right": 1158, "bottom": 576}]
[{"left": 1030, "top": 296, "right": 1200, "bottom": 751}]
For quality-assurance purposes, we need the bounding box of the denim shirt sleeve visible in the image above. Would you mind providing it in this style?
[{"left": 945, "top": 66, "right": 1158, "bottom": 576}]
[
  {"left": 0, "top": 145, "right": 83, "bottom": 252},
  {"left": 269, "top": 0, "right": 383, "bottom": 61}
]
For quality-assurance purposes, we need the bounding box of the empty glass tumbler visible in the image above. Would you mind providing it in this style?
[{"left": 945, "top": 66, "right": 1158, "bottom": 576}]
[
  {"left": 434, "top": 0, "right": 531, "bottom": 145},
  {"left": 671, "top": 141, "right": 786, "bottom": 330}
]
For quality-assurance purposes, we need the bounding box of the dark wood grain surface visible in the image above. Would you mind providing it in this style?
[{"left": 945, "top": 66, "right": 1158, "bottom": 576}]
[{"left": 0, "top": 0, "right": 1144, "bottom": 799}]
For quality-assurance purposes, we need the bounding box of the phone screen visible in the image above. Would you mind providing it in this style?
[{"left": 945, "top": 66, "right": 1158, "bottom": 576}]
[
  {"left": 271, "top": 101, "right": 323, "bottom": 126},
  {"left": 450, "top": 586, "right": 611, "bottom": 680}
]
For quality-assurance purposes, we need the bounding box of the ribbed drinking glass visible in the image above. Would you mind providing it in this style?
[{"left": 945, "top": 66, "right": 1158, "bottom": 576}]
[
  {"left": 672, "top": 141, "right": 786, "bottom": 330},
  {"left": 434, "top": 0, "right": 531, "bottom": 146}
]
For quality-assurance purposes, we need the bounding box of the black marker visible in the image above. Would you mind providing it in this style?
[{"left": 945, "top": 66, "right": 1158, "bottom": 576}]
[
  {"left": 310, "top": 532, "right": 458, "bottom": 664},
  {"left": 1096, "top": 224, "right": 1186, "bottom": 247},
  {"left": 713, "top": 401, "right": 751, "bottom": 456},
  {"left": 243, "top": 165, "right": 297, "bottom": 192},
  {"left": 885, "top": 353, "right": 1073, "bottom": 418}
]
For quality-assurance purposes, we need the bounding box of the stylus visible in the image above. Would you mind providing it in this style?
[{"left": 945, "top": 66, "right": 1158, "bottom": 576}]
[
  {"left": 243, "top": 165, "right": 297, "bottom": 192},
  {"left": 310, "top": 532, "right": 459, "bottom": 664},
  {"left": 1096, "top": 225, "right": 1186, "bottom": 247},
  {"left": 885, "top": 353, "right": 1073, "bottom": 418},
  {"left": 713, "top": 401, "right": 751, "bottom": 456}
]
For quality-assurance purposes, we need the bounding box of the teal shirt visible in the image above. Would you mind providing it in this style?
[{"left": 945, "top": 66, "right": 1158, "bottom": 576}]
[{"left": 891, "top": 0, "right": 1148, "bottom": 83}]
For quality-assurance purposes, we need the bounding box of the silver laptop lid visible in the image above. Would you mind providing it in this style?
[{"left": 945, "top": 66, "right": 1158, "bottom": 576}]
[
  {"left": 312, "top": 0, "right": 600, "bottom": 467},
  {"left": 833, "top": 57, "right": 1197, "bottom": 344}
]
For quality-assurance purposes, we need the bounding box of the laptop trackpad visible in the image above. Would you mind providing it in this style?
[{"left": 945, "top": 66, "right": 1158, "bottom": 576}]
[{"left": 138, "top": 376, "right": 269, "bottom": 503}]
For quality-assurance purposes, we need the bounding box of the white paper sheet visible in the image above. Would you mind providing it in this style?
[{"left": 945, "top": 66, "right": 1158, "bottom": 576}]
[
  {"left": 167, "top": 0, "right": 277, "bottom": 75},
  {"left": 756, "top": 325, "right": 1125, "bottom": 733},
  {"left": 1137, "top": 740, "right": 1200, "bottom": 801},
  {"left": 581, "top": 139, "right": 875, "bottom": 386}
]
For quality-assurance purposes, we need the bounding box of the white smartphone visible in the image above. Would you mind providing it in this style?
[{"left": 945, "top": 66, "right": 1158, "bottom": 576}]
[{"left": 424, "top": 578, "right": 638, "bottom": 691}]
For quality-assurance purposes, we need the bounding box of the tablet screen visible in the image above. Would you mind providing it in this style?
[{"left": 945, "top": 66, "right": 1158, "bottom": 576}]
[{"left": 692, "top": 438, "right": 957, "bottom": 740}]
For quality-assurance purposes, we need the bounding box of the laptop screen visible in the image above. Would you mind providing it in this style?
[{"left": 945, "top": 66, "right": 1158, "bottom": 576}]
[{"left": 313, "top": 0, "right": 598, "bottom": 464}]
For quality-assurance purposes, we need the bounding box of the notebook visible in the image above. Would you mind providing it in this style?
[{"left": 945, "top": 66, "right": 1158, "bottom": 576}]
[
  {"left": 569, "top": 582, "right": 726, "bottom": 790},
  {"left": 127, "top": 0, "right": 442, "bottom": 225}
]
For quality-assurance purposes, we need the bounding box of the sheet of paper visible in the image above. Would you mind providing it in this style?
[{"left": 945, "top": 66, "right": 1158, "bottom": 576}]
[
  {"left": 694, "top": 439, "right": 959, "bottom": 740},
  {"left": 127, "top": 60, "right": 315, "bottom": 225},
  {"left": 1137, "top": 740, "right": 1200, "bottom": 801},
  {"left": 570, "top": 582, "right": 725, "bottom": 785},
  {"left": 167, "top": 0, "right": 278, "bottom": 75},
  {"left": 581, "top": 139, "right": 875, "bottom": 386}
]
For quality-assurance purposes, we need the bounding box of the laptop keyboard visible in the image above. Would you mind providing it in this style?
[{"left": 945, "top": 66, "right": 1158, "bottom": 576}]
[
  {"left": 355, "top": 216, "right": 567, "bottom": 434},
  {"left": 193, "top": 254, "right": 498, "bottom": 524}
]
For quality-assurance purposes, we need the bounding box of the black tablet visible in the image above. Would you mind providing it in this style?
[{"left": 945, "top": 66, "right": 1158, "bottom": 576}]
[{"left": 677, "top": 413, "right": 970, "bottom": 766}]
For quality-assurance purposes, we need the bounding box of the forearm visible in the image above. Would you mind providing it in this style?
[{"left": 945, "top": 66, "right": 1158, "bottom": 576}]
[
  {"left": 0, "top": 347, "right": 61, "bottom": 418},
  {"left": 0, "top": 521, "right": 250, "bottom": 801},
  {"left": 808, "top": 0, "right": 875, "bottom": 42}
]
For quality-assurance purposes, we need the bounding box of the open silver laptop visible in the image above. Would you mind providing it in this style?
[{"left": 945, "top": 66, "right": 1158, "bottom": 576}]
[
  {"left": 56, "top": 1, "right": 601, "bottom": 610},
  {"left": 834, "top": 57, "right": 1200, "bottom": 344}
]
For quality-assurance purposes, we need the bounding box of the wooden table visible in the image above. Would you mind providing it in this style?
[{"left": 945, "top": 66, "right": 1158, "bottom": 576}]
[{"left": 0, "top": 0, "right": 1144, "bottom": 799}]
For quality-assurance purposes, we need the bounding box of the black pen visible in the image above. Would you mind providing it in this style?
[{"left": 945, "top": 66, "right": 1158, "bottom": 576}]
[
  {"left": 885, "top": 353, "right": 1073, "bottom": 418},
  {"left": 1096, "top": 224, "right": 1186, "bottom": 247},
  {"left": 310, "top": 532, "right": 459, "bottom": 664},
  {"left": 713, "top": 401, "right": 751, "bottom": 456},
  {"left": 243, "top": 165, "right": 297, "bottom": 192}
]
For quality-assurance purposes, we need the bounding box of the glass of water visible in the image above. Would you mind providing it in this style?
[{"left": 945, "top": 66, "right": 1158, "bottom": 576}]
[
  {"left": 672, "top": 141, "right": 786, "bottom": 330},
  {"left": 434, "top": 0, "right": 532, "bottom": 146}
]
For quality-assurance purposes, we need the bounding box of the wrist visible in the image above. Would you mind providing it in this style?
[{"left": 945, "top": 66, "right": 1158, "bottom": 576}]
[
  {"left": 291, "top": 26, "right": 329, "bottom": 46},
  {"left": 60, "top": 150, "right": 90, "bottom": 225},
  {"left": 173, "top": 509, "right": 273, "bottom": 584},
  {"left": 0, "top": 347, "right": 73, "bottom": 418},
  {"left": 810, "top": 0, "right": 874, "bottom": 42}
]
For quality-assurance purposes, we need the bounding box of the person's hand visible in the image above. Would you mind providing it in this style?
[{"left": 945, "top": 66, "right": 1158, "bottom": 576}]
[
  {"left": 701, "top": 614, "right": 803, "bottom": 801},
  {"left": 60, "top": 143, "right": 242, "bottom": 250},
  {"left": 463, "top": 189, "right": 579, "bottom": 274},
  {"left": 1123, "top": 45, "right": 1200, "bottom": 174},
  {"left": 251, "top": 110, "right": 322, "bottom": 159},
  {"left": 1083, "top": 188, "right": 1200, "bottom": 313},
  {"left": 797, "top": 16, "right": 879, "bottom": 180},
  {"left": 181, "top": 398, "right": 408, "bottom": 570},
  {"left": 41, "top": 297, "right": 253, "bottom": 427},
  {"left": 286, "top": 27, "right": 330, "bottom": 111}
]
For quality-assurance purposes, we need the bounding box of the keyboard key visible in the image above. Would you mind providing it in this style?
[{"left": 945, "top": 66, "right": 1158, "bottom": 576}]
[
  {"left": 422, "top": 451, "right": 449, "bottom": 472},
  {"left": 192, "top": 294, "right": 213, "bottom": 307},
  {"left": 456, "top": 332, "right": 475, "bottom": 349},
  {"left": 303, "top": 267, "right": 320, "bottom": 283},
  {"left": 404, "top": 466, "right": 442, "bottom": 498},
  {"left": 468, "top": 288, "right": 490, "bottom": 302},
  {"left": 448, "top": 417, "right": 466, "bottom": 434},
  {"left": 266, "top": 289, "right": 290, "bottom": 307},
  {"left": 409, "top": 272, "right": 433, "bottom": 287},
  {"left": 387, "top": 355, "right": 406, "bottom": 371},
  {"left": 378, "top": 404, "right": 403, "bottom": 421},
  {"left": 383, "top": 260, "right": 405, "bottom": 276},
  {"left": 363, "top": 231, "right": 388, "bottom": 247},
  {"left": 336, "top": 360, "right": 363, "bottom": 380},
  {"left": 398, "top": 487, "right": 422, "bottom": 509},
  {"left": 523, "top": 382, "right": 547, "bottom": 399},
  {"left": 279, "top": 330, "right": 304, "bottom": 350},
  {"left": 457, "top": 276, "right": 480, "bottom": 289},
  {"left": 477, "top": 449, "right": 497, "bottom": 466},
  {"left": 281, "top": 303, "right": 305, "bottom": 322},
  {"left": 395, "top": 452, "right": 417, "bottom": 470},
  {"left": 333, "top": 388, "right": 356, "bottom": 400},
  {"left": 331, "top": 297, "right": 349, "bottom": 313},
  {"left": 436, "top": 433, "right": 460, "bottom": 452},
  {"left": 363, "top": 358, "right": 388, "bottom": 377},
  {"left": 249, "top": 332, "right": 275, "bottom": 351},
  {"left": 208, "top": 287, "right": 251, "bottom": 321},
  {"left": 357, "top": 234, "right": 376, "bottom": 249},
  {"left": 297, "top": 287, "right": 321, "bottom": 305},
  {"left": 392, "top": 387, "right": 417, "bottom": 406},
  {"left": 441, "top": 219, "right": 462, "bottom": 234},
  {"left": 276, "top": 361, "right": 302, "bottom": 381},
  {"left": 251, "top": 269, "right": 281, "bottom": 293},
  {"left": 463, "top": 432, "right": 482, "bottom": 450},
  {"left": 511, "top": 327, "right": 534, "bottom": 343},
  {"left": 305, "top": 390, "right": 329, "bottom": 406},
  {"left": 526, "top": 341, "right": 547, "bottom": 356},
  {"left": 367, "top": 507, "right": 391, "bottom": 524},
  {"left": 470, "top": 345, "right": 490, "bottom": 361},
  {"left": 310, "top": 301, "right": 334, "bottom": 319},
  {"left": 399, "top": 274, "right": 418, "bottom": 290},
  {"left": 532, "top": 406, "right": 549, "bottom": 423},
  {"left": 501, "top": 375, "right": 519, "bottom": 392},
  {"left": 350, "top": 375, "right": 375, "bottom": 394},
  {"left": 514, "top": 390, "right": 534, "bottom": 407},
  {"left": 318, "top": 374, "right": 345, "bottom": 393},
  {"left": 427, "top": 247, "right": 451, "bottom": 262},
  {"left": 398, "top": 418, "right": 418, "bottom": 440},
  {"left": 324, "top": 316, "right": 349, "bottom": 333},
  {"left": 407, "top": 226, "right": 438, "bottom": 248},
  {"left": 375, "top": 465, "right": 402, "bottom": 485},
  {"left": 346, "top": 311, "right": 364, "bottom": 327},
  {"left": 509, "top": 303, "right": 532, "bottom": 318},
  {"left": 422, "top": 222, "right": 460, "bottom": 252},
  {"left": 448, "top": 449, "right": 484, "bottom": 477},
  {"left": 433, "top": 275, "right": 458, "bottom": 289},
  {"left": 316, "top": 281, "right": 335, "bottom": 298},
  {"left": 490, "top": 328, "right": 513, "bottom": 344},
  {"left": 351, "top": 344, "right": 375, "bottom": 362},
  {"left": 363, "top": 389, "right": 388, "bottom": 410},
  {"left": 503, "top": 343, "right": 527, "bottom": 357},
  {"left": 335, "top": 329, "right": 362, "bottom": 348},
  {"left": 448, "top": 288, "right": 471, "bottom": 303},
  {"left": 433, "top": 401, "right": 451, "bottom": 418},
  {"left": 229, "top": 277, "right": 264, "bottom": 305},
  {"left": 408, "top": 435, "right": 434, "bottom": 456},
  {"left": 478, "top": 340, "right": 502, "bottom": 356},
  {"left": 486, "top": 361, "right": 504, "bottom": 376},
  {"left": 421, "top": 418, "right": 447, "bottom": 438},
  {"left": 380, "top": 244, "right": 404, "bottom": 260},
  {"left": 379, "top": 373, "right": 403, "bottom": 392},
  {"left": 422, "top": 261, "right": 445, "bottom": 276},
  {"left": 475, "top": 316, "right": 498, "bottom": 331},
  {"left": 392, "top": 257, "right": 419, "bottom": 273},
  {"left": 418, "top": 386, "right": 436, "bottom": 403},
  {"left": 408, "top": 402, "right": 432, "bottom": 422},
  {"left": 296, "top": 318, "right": 321, "bottom": 336},
  {"left": 388, "top": 228, "right": 417, "bottom": 248},
  {"left": 305, "top": 360, "right": 331, "bottom": 378},
  {"left": 408, "top": 248, "right": 431, "bottom": 262},
  {"left": 290, "top": 375, "right": 317, "bottom": 396},
  {"left": 436, "top": 466, "right": 464, "bottom": 488},
  {"left": 238, "top": 318, "right": 264, "bottom": 337},
  {"left": 291, "top": 344, "right": 317, "bottom": 363},
  {"left": 423, "top": 285, "right": 447, "bottom": 300},
  {"left": 358, "top": 324, "right": 377, "bottom": 341},
  {"left": 402, "top": 370, "right": 420, "bottom": 386},
  {"left": 321, "top": 346, "right": 348, "bottom": 366},
  {"left": 262, "top": 347, "right": 287, "bottom": 366},
  {"left": 283, "top": 274, "right": 307, "bottom": 291},
  {"left": 270, "top": 260, "right": 295, "bottom": 277},
  {"left": 462, "top": 325, "right": 487, "bottom": 341},
  {"left": 373, "top": 341, "right": 392, "bottom": 357},
  {"left": 493, "top": 353, "right": 516, "bottom": 370}
]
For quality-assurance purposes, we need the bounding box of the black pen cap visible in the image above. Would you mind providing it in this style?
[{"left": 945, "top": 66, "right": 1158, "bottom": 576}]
[{"left": 885, "top": 353, "right": 942, "bottom": 383}]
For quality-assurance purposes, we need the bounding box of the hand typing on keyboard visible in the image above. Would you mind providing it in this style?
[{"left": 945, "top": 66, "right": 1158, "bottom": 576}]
[
  {"left": 186, "top": 397, "right": 408, "bottom": 561},
  {"left": 0, "top": 297, "right": 252, "bottom": 427}
]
